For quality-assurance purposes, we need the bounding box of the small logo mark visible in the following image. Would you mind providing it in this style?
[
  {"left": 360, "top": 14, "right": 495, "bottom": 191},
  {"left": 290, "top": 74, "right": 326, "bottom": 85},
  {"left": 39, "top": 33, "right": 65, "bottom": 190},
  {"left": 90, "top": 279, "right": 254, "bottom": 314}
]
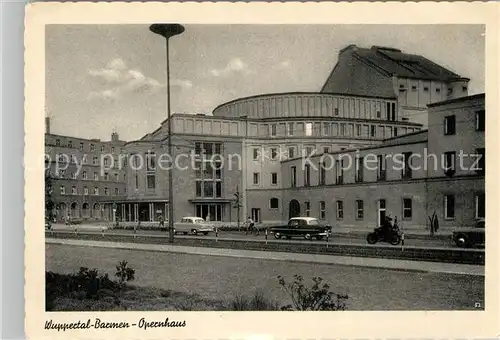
[{"left": 475, "top": 302, "right": 482, "bottom": 308}]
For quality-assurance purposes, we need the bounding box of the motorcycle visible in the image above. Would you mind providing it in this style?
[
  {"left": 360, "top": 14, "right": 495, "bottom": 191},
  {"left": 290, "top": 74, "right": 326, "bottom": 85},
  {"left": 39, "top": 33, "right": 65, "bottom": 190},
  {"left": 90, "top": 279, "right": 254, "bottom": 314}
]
[{"left": 366, "top": 225, "right": 401, "bottom": 245}]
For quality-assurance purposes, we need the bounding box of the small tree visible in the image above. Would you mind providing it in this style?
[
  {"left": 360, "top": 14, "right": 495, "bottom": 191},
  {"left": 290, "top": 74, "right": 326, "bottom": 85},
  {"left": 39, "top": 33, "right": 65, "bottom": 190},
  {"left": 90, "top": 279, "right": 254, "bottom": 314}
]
[
  {"left": 115, "top": 261, "right": 135, "bottom": 288},
  {"left": 45, "top": 169, "right": 55, "bottom": 224},
  {"left": 277, "top": 275, "right": 348, "bottom": 311}
]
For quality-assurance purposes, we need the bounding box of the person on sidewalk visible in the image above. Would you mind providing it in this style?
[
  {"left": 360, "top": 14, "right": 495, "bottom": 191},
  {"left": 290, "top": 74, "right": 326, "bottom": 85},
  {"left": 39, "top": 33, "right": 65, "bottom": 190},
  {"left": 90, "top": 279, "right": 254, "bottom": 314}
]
[{"left": 246, "top": 217, "right": 255, "bottom": 235}]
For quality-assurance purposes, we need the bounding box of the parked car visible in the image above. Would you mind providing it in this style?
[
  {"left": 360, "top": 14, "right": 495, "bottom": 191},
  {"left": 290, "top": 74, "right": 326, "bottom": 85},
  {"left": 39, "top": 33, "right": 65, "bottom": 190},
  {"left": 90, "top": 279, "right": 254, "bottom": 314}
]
[
  {"left": 269, "top": 217, "right": 332, "bottom": 240},
  {"left": 174, "top": 217, "right": 215, "bottom": 235},
  {"left": 452, "top": 218, "right": 485, "bottom": 247}
]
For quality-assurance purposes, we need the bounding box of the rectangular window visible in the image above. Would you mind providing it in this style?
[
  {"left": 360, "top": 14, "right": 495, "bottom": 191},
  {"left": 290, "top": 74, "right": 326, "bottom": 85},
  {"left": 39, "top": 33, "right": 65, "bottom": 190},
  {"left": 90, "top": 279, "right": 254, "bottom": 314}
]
[
  {"left": 436, "top": 88, "right": 441, "bottom": 93},
  {"left": 290, "top": 166, "right": 297, "bottom": 188},
  {"left": 355, "top": 157, "right": 364, "bottom": 183},
  {"left": 90, "top": 144, "right": 95, "bottom": 151},
  {"left": 135, "top": 173, "right": 139, "bottom": 189},
  {"left": 196, "top": 181, "right": 202, "bottom": 197},
  {"left": 323, "top": 123, "right": 330, "bottom": 136},
  {"left": 270, "top": 147, "right": 278, "bottom": 160},
  {"left": 355, "top": 200, "right": 364, "bottom": 219},
  {"left": 386, "top": 103, "right": 391, "bottom": 121},
  {"left": 146, "top": 152, "right": 156, "bottom": 171},
  {"left": 114, "top": 188, "right": 119, "bottom": 196},
  {"left": 476, "top": 148, "right": 485, "bottom": 175},
  {"left": 82, "top": 171, "right": 87, "bottom": 180},
  {"left": 215, "top": 181, "right": 222, "bottom": 198},
  {"left": 253, "top": 148, "right": 260, "bottom": 161},
  {"left": 305, "top": 201, "right": 310, "bottom": 217},
  {"left": 71, "top": 172, "right": 77, "bottom": 180},
  {"left": 402, "top": 152, "right": 413, "bottom": 179},
  {"left": 444, "top": 195, "right": 455, "bottom": 219},
  {"left": 104, "top": 172, "right": 109, "bottom": 181},
  {"left": 444, "top": 115, "right": 456, "bottom": 135},
  {"left": 304, "top": 146, "right": 314, "bottom": 156},
  {"left": 334, "top": 108, "right": 339, "bottom": 116},
  {"left": 55, "top": 139, "right": 60, "bottom": 146},
  {"left": 253, "top": 172, "right": 260, "bottom": 185},
  {"left": 476, "top": 192, "right": 485, "bottom": 219},
  {"left": 340, "top": 124, "right": 346, "bottom": 136},
  {"left": 92, "top": 156, "right": 98, "bottom": 165},
  {"left": 111, "top": 147, "right": 115, "bottom": 153},
  {"left": 271, "top": 172, "right": 278, "bottom": 185},
  {"left": 93, "top": 172, "right": 98, "bottom": 181},
  {"left": 423, "top": 86, "right": 429, "bottom": 92},
  {"left": 376, "top": 110, "right": 381, "bottom": 118},
  {"left": 83, "top": 186, "right": 88, "bottom": 195},
  {"left": 287, "top": 123, "right": 294, "bottom": 136},
  {"left": 304, "top": 164, "right": 311, "bottom": 187},
  {"left": 203, "top": 181, "right": 214, "bottom": 197},
  {"left": 72, "top": 186, "right": 77, "bottom": 195},
  {"left": 336, "top": 201, "right": 344, "bottom": 219},
  {"left": 104, "top": 187, "right": 109, "bottom": 196},
  {"left": 370, "top": 125, "right": 376, "bottom": 137},
  {"left": 305, "top": 123, "right": 313, "bottom": 136},
  {"left": 101, "top": 145, "right": 105, "bottom": 152},
  {"left": 323, "top": 146, "right": 330, "bottom": 154},
  {"left": 60, "top": 186, "right": 65, "bottom": 195},
  {"left": 356, "top": 125, "right": 362, "bottom": 137},
  {"left": 444, "top": 151, "right": 456, "bottom": 176},
  {"left": 335, "top": 160, "right": 343, "bottom": 185},
  {"left": 79, "top": 142, "right": 84, "bottom": 151},
  {"left": 377, "top": 155, "right": 386, "bottom": 181},
  {"left": 147, "top": 175, "right": 155, "bottom": 189},
  {"left": 68, "top": 141, "right": 73, "bottom": 148},
  {"left": 288, "top": 147, "right": 295, "bottom": 159},
  {"left": 394, "top": 127, "right": 398, "bottom": 137},
  {"left": 403, "top": 198, "right": 412, "bottom": 219},
  {"left": 94, "top": 187, "right": 99, "bottom": 195},
  {"left": 270, "top": 124, "right": 277, "bottom": 137},
  {"left": 476, "top": 110, "right": 485, "bottom": 132},
  {"left": 319, "top": 162, "right": 326, "bottom": 185},
  {"left": 319, "top": 201, "right": 326, "bottom": 220},
  {"left": 59, "top": 169, "right": 65, "bottom": 178}
]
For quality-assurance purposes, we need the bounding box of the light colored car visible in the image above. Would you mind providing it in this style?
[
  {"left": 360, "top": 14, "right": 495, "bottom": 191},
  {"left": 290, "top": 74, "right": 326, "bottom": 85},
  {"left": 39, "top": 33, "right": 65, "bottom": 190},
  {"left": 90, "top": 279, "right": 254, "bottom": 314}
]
[{"left": 174, "top": 217, "right": 214, "bottom": 235}]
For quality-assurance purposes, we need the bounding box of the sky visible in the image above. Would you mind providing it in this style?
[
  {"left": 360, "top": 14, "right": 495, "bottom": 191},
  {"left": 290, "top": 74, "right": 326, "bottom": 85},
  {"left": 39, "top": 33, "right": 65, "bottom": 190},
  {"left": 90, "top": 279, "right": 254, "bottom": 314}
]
[{"left": 46, "top": 24, "right": 485, "bottom": 141}]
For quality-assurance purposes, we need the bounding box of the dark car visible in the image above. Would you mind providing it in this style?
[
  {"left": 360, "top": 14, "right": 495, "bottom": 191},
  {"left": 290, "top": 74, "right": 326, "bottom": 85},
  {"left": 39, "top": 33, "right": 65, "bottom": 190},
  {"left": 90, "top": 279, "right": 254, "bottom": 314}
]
[
  {"left": 269, "top": 217, "right": 332, "bottom": 241},
  {"left": 452, "top": 218, "right": 485, "bottom": 247}
]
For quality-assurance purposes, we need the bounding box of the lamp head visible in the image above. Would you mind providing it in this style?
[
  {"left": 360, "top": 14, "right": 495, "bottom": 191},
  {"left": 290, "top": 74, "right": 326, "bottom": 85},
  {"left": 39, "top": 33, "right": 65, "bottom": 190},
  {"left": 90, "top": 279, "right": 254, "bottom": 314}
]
[{"left": 149, "top": 24, "right": 185, "bottom": 39}]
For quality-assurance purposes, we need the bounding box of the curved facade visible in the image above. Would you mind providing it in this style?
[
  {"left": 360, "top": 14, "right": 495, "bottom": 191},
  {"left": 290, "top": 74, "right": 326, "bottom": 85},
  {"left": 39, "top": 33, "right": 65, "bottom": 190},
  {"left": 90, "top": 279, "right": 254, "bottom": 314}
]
[{"left": 213, "top": 92, "right": 399, "bottom": 121}]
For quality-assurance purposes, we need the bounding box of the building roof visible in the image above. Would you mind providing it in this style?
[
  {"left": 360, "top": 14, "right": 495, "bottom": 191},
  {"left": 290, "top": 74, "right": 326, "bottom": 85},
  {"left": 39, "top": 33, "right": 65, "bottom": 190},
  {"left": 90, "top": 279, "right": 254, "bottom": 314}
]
[
  {"left": 321, "top": 45, "right": 468, "bottom": 94},
  {"left": 427, "top": 93, "right": 485, "bottom": 108}
]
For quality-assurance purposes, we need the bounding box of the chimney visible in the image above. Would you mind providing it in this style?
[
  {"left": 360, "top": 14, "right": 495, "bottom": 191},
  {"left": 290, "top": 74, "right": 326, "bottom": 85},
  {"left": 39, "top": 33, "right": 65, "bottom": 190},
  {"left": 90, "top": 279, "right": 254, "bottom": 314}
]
[
  {"left": 111, "top": 132, "right": 119, "bottom": 141},
  {"left": 45, "top": 117, "right": 51, "bottom": 134}
]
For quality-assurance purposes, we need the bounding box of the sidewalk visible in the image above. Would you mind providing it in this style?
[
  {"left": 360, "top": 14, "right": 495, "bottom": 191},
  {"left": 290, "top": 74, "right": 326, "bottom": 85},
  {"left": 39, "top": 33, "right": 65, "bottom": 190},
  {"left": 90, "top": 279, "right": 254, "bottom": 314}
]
[
  {"left": 50, "top": 222, "right": 453, "bottom": 240},
  {"left": 46, "top": 238, "right": 483, "bottom": 276}
]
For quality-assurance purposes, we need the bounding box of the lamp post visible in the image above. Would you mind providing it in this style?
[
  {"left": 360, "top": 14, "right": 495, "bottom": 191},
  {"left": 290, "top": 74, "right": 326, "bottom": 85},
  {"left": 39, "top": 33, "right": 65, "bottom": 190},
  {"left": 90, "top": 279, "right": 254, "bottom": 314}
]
[{"left": 149, "top": 23, "right": 185, "bottom": 244}]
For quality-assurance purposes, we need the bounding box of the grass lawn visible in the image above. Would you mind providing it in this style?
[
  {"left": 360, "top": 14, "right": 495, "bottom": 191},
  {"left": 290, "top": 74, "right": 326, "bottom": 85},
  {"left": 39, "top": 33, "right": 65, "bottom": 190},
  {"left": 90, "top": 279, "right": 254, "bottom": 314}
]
[{"left": 46, "top": 244, "right": 484, "bottom": 311}]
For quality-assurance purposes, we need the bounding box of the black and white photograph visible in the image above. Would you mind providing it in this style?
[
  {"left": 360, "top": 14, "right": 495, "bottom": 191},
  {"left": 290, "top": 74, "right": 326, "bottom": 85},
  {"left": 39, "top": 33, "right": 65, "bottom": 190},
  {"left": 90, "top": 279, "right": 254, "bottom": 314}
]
[{"left": 24, "top": 2, "right": 498, "bottom": 339}]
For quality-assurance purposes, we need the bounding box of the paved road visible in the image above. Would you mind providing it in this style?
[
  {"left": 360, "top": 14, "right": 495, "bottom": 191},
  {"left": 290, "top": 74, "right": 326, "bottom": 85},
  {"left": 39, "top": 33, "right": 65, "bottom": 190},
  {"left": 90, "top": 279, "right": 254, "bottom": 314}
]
[{"left": 48, "top": 224, "right": 461, "bottom": 249}]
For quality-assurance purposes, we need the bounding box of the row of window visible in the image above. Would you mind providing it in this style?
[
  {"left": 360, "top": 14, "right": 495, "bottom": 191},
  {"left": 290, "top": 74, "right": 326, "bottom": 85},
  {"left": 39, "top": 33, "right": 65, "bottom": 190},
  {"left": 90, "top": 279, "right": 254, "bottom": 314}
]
[
  {"left": 444, "top": 110, "right": 485, "bottom": 136},
  {"left": 299, "top": 193, "right": 484, "bottom": 221},
  {"left": 252, "top": 172, "right": 279, "bottom": 186},
  {"left": 398, "top": 83, "right": 467, "bottom": 94},
  {"left": 287, "top": 148, "right": 485, "bottom": 188},
  {"left": 60, "top": 185, "right": 124, "bottom": 196},
  {"left": 55, "top": 154, "right": 124, "bottom": 169},
  {"left": 53, "top": 139, "right": 121, "bottom": 153},
  {"left": 267, "top": 121, "right": 404, "bottom": 138},
  {"left": 56, "top": 170, "right": 125, "bottom": 182}
]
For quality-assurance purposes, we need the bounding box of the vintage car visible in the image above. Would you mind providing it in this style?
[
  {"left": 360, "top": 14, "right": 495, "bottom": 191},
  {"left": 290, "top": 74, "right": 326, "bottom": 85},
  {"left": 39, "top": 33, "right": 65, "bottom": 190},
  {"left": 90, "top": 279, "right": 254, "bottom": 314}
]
[
  {"left": 269, "top": 217, "right": 332, "bottom": 240},
  {"left": 452, "top": 218, "right": 485, "bottom": 247},
  {"left": 174, "top": 217, "right": 215, "bottom": 235}
]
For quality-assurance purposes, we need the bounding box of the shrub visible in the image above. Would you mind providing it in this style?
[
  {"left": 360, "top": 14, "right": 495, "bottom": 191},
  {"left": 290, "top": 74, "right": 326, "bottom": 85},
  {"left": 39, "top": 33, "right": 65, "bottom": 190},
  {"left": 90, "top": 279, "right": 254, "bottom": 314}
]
[
  {"left": 46, "top": 261, "right": 136, "bottom": 311},
  {"left": 115, "top": 261, "right": 135, "bottom": 287},
  {"left": 277, "top": 275, "right": 348, "bottom": 311},
  {"left": 229, "top": 290, "right": 279, "bottom": 311}
]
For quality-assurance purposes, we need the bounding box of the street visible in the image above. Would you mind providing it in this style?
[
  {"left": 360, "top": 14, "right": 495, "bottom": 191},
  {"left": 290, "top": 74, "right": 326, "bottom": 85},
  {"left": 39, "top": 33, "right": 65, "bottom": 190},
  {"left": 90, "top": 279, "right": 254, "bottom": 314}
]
[{"left": 47, "top": 224, "right": 461, "bottom": 249}]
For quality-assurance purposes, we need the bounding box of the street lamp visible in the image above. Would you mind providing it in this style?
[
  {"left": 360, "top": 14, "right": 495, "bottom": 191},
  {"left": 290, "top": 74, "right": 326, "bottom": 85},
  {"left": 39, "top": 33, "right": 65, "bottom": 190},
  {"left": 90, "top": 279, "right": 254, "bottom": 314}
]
[{"left": 149, "top": 23, "right": 185, "bottom": 244}]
